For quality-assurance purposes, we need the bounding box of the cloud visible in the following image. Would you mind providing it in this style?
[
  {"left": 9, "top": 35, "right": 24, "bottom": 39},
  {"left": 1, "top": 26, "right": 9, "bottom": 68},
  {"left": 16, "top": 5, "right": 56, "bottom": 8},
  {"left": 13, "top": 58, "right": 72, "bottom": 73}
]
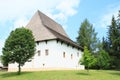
[
  {"left": 13, "top": 17, "right": 29, "bottom": 29},
  {"left": 0, "top": 0, "right": 80, "bottom": 55},
  {"left": 0, "top": 0, "right": 80, "bottom": 30},
  {"left": 0, "top": 40, "right": 5, "bottom": 55},
  {"left": 49, "top": 0, "right": 80, "bottom": 29},
  {"left": 54, "top": 0, "right": 79, "bottom": 20},
  {"left": 43, "top": 0, "right": 80, "bottom": 29},
  {"left": 0, "top": 0, "right": 80, "bottom": 26},
  {"left": 99, "top": 5, "right": 120, "bottom": 28}
]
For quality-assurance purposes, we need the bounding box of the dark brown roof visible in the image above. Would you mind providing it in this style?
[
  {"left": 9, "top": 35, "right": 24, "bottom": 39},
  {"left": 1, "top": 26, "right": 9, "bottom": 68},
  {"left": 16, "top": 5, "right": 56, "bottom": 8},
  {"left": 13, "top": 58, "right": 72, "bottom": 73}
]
[
  {"left": 26, "top": 10, "right": 83, "bottom": 50},
  {"left": 45, "top": 26, "right": 83, "bottom": 50}
]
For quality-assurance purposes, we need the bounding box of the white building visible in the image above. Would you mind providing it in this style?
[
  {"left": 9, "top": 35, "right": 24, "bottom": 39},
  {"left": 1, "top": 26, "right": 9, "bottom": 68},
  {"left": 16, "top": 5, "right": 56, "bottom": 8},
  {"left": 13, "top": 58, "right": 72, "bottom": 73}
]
[
  {"left": 8, "top": 10, "right": 84, "bottom": 71},
  {"left": 0, "top": 61, "right": 3, "bottom": 67}
]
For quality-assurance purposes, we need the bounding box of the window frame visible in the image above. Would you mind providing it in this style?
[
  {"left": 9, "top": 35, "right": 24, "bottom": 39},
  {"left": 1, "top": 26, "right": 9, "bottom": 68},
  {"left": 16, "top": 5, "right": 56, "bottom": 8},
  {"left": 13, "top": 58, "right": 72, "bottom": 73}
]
[
  {"left": 45, "top": 49, "right": 49, "bottom": 56},
  {"left": 63, "top": 52, "right": 66, "bottom": 58},
  {"left": 37, "top": 50, "right": 41, "bottom": 56}
]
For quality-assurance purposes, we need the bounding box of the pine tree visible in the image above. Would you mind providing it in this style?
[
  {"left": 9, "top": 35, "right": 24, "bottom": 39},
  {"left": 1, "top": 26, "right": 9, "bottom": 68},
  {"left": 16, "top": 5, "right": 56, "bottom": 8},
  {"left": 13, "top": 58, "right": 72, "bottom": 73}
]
[
  {"left": 102, "top": 37, "right": 109, "bottom": 53},
  {"left": 107, "top": 12, "right": 120, "bottom": 69}
]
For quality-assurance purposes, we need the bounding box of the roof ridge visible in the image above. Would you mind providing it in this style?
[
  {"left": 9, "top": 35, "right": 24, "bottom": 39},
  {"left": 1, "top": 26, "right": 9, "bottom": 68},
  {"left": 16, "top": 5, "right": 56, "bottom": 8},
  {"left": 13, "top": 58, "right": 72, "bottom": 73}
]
[
  {"left": 37, "top": 10, "right": 62, "bottom": 27},
  {"left": 45, "top": 25, "right": 70, "bottom": 40},
  {"left": 37, "top": 10, "right": 42, "bottom": 20},
  {"left": 26, "top": 10, "right": 83, "bottom": 50},
  {"left": 45, "top": 25, "right": 83, "bottom": 50},
  {"left": 37, "top": 10, "right": 68, "bottom": 37}
]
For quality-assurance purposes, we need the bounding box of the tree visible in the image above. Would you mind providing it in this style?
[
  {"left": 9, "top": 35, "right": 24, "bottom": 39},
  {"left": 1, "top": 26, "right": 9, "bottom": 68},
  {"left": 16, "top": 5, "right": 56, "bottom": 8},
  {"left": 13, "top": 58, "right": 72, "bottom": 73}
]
[
  {"left": 96, "top": 50, "right": 110, "bottom": 69},
  {"left": 102, "top": 37, "right": 109, "bottom": 53},
  {"left": 1, "top": 54, "right": 9, "bottom": 66},
  {"left": 80, "top": 46, "right": 96, "bottom": 72},
  {"left": 2, "top": 27, "right": 36, "bottom": 74},
  {"left": 77, "top": 19, "right": 98, "bottom": 53},
  {"left": 106, "top": 14, "right": 120, "bottom": 69}
]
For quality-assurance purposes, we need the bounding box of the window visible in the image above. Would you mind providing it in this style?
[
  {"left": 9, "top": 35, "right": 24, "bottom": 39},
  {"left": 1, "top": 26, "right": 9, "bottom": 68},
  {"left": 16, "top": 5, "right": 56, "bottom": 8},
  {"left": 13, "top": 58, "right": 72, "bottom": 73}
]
[
  {"left": 71, "top": 54, "right": 73, "bottom": 59},
  {"left": 77, "top": 52, "right": 79, "bottom": 57},
  {"left": 36, "top": 41, "right": 39, "bottom": 45},
  {"left": 63, "top": 52, "right": 66, "bottom": 58},
  {"left": 45, "top": 40, "right": 47, "bottom": 44},
  {"left": 38, "top": 50, "right": 41, "bottom": 56},
  {"left": 43, "top": 63, "right": 45, "bottom": 66},
  {"left": 45, "top": 49, "right": 49, "bottom": 56}
]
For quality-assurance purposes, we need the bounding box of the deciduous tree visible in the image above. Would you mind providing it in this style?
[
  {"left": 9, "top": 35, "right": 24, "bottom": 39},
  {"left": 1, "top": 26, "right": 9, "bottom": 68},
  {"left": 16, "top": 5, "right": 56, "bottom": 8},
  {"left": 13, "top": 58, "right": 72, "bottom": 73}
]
[
  {"left": 77, "top": 19, "right": 98, "bottom": 53},
  {"left": 96, "top": 50, "right": 110, "bottom": 69},
  {"left": 2, "top": 27, "right": 35, "bottom": 74},
  {"left": 80, "top": 46, "right": 96, "bottom": 72}
]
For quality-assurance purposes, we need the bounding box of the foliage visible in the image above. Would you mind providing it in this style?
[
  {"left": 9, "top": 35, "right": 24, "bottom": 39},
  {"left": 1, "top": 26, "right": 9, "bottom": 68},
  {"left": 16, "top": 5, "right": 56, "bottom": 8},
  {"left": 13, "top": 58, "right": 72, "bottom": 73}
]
[
  {"left": 92, "top": 39, "right": 111, "bottom": 69},
  {"left": 96, "top": 50, "right": 110, "bottom": 69},
  {"left": 104, "top": 11, "right": 120, "bottom": 69},
  {"left": 77, "top": 19, "right": 98, "bottom": 53},
  {"left": 2, "top": 27, "right": 36, "bottom": 74},
  {"left": 102, "top": 37, "right": 109, "bottom": 53},
  {"left": 80, "top": 46, "right": 96, "bottom": 71},
  {"left": 1, "top": 55, "right": 9, "bottom": 66}
]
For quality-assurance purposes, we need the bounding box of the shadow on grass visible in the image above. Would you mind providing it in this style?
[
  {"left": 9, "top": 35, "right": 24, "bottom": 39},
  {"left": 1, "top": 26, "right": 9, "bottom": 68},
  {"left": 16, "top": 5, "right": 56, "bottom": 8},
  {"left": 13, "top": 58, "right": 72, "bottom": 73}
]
[
  {"left": 1, "top": 72, "right": 33, "bottom": 78},
  {"left": 109, "top": 72, "right": 120, "bottom": 76},
  {"left": 76, "top": 72, "right": 90, "bottom": 76}
]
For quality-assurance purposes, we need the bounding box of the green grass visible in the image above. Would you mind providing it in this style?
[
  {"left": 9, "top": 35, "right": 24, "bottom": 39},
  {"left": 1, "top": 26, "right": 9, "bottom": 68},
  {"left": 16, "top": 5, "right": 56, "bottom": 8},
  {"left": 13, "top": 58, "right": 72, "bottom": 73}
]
[{"left": 0, "top": 70, "right": 120, "bottom": 80}]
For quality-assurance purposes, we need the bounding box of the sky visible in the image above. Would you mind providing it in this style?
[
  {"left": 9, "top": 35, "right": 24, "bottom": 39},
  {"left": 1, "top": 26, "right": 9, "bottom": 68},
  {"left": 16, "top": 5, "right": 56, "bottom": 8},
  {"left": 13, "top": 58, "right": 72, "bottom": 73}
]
[{"left": 0, "top": 0, "right": 120, "bottom": 55}]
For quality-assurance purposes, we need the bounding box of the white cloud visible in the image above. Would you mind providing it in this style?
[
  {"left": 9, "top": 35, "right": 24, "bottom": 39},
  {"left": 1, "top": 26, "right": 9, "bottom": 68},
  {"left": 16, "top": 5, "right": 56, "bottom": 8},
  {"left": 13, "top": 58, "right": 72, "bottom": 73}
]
[
  {"left": 0, "top": 0, "right": 80, "bottom": 54},
  {"left": 55, "top": 0, "right": 79, "bottom": 18},
  {"left": 0, "top": 40, "right": 5, "bottom": 55},
  {"left": 0, "top": 0, "right": 60, "bottom": 20},
  {"left": 99, "top": 5, "right": 120, "bottom": 28},
  {"left": 47, "top": 0, "right": 80, "bottom": 30},
  {"left": 13, "top": 17, "right": 29, "bottom": 29},
  {"left": 0, "top": 0, "right": 80, "bottom": 26},
  {"left": 56, "top": 0, "right": 79, "bottom": 16},
  {"left": 0, "top": 0, "right": 80, "bottom": 30},
  {"left": 43, "top": 0, "right": 80, "bottom": 27}
]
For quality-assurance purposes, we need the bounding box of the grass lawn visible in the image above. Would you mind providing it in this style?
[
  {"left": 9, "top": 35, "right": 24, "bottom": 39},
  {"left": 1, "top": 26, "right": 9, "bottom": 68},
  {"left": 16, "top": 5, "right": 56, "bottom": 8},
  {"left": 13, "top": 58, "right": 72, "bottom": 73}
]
[{"left": 0, "top": 70, "right": 120, "bottom": 80}]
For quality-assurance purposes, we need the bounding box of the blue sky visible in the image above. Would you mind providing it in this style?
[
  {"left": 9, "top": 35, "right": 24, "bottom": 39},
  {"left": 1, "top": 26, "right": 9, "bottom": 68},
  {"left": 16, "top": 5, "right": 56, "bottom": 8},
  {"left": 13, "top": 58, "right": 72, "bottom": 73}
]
[{"left": 0, "top": 0, "right": 120, "bottom": 55}]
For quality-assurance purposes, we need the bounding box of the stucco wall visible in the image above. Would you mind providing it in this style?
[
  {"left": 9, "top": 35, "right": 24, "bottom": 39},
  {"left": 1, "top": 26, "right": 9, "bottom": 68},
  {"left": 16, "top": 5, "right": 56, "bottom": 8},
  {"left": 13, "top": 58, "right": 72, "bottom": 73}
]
[
  {"left": 8, "top": 40, "right": 84, "bottom": 71},
  {"left": 0, "top": 61, "right": 3, "bottom": 67}
]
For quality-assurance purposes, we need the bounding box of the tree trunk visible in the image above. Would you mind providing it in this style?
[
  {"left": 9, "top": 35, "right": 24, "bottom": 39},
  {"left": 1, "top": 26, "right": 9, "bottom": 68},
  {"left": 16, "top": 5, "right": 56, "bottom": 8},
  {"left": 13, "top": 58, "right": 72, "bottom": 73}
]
[
  {"left": 86, "top": 66, "right": 89, "bottom": 73},
  {"left": 18, "top": 63, "right": 21, "bottom": 75}
]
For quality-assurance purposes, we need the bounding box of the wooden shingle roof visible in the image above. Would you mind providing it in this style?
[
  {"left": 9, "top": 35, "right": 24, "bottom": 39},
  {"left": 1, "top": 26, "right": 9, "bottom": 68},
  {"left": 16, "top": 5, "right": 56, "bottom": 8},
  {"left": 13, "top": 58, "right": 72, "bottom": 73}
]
[{"left": 26, "top": 10, "right": 83, "bottom": 50}]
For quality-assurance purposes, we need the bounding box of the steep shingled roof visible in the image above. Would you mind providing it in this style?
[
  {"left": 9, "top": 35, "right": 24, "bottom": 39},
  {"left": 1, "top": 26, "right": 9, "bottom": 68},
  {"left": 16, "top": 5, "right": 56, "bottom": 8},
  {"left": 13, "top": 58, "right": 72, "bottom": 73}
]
[{"left": 26, "top": 10, "right": 83, "bottom": 50}]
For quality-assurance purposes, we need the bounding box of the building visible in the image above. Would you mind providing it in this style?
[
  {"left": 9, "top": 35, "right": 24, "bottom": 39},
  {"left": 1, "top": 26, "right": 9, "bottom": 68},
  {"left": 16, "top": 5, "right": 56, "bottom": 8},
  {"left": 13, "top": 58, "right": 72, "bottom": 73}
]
[
  {"left": 0, "top": 61, "right": 3, "bottom": 67},
  {"left": 0, "top": 60, "right": 3, "bottom": 70},
  {"left": 8, "top": 10, "right": 84, "bottom": 71}
]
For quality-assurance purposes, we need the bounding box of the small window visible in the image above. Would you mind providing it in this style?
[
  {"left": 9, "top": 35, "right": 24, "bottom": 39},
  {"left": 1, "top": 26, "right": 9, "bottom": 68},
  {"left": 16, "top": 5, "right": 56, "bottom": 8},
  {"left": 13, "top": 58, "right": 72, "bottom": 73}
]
[
  {"left": 38, "top": 50, "right": 41, "bottom": 56},
  {"left": 43, "top": 63, "right": 45, "bottom": 66},
  {"left": 45, "top": 49, "right": 49, "bottom": 56},
  {"left": 77, "top": 52, "right": 79, "bottom": 57},
  {"left": 36, "top": 41, "right": 39, "bottom": 45},
  {"left": 71, "top": 54, "right": 73, "bottom": 59},
  {"left": 63, "top": 52, "right": 66, "bottom": 58}
]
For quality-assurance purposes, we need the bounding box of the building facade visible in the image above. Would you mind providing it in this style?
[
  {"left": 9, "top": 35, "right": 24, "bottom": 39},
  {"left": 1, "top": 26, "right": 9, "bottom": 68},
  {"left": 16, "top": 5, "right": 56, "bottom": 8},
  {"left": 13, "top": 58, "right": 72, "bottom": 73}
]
[{"left": 8, "top": 10, "right": 84, "bottom": 71}]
